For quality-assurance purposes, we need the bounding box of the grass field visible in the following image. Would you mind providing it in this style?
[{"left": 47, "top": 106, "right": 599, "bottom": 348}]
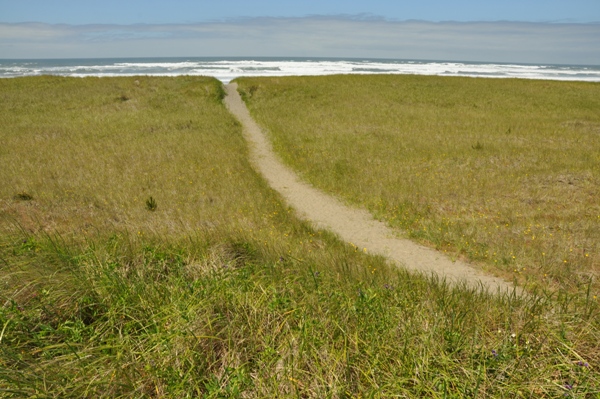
[
  {"left": 0, "top": 76, "right": 598, "bottom": 397},
  {"left": 237, "top": 75, "right": 600, "bottom": 294}
]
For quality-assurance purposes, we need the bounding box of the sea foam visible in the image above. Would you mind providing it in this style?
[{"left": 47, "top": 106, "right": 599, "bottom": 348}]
[{"left": 1, "top": 57, "right": 599, "bottom": 83}]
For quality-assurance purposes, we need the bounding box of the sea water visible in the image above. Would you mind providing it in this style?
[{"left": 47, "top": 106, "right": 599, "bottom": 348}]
[{"left": 1, "top": 57, "right": 599, "bottom": 83}]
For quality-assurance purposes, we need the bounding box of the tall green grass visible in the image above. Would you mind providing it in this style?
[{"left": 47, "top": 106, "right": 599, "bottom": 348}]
[
  {"left": 1, "top": 76, "right": 598, "bottom": 397},
  {"left": 237, "top": 75, "right": 600, "bottom": 293}
]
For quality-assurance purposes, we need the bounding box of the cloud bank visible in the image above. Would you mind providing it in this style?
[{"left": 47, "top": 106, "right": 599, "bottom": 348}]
[{"left": 1, "top": 17, "right": 599, "bottom": 65}]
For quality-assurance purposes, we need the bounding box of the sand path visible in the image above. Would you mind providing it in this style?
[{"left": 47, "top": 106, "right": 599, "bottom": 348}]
[{"left": 224, "top": 83, "right": 520, "bottom": 295}]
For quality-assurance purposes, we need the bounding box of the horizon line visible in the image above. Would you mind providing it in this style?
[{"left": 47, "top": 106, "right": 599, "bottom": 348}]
[{"left": 1, "top": 56, "right": 600, "bottom": 68}]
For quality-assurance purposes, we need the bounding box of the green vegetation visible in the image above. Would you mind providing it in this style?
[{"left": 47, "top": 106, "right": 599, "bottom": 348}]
[
  {"left": 237, "top": 75, "right": 600, "bottom": 293},
  {"left": 1, "top": 76, "right": 598, "bottom": 397}
]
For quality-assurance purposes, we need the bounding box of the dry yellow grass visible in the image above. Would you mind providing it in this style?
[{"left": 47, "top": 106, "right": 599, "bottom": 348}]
[
  {"left": 1, "top": 75, "right": 599, "bottom": 398},
  {"left": 1, "top": 76, "right": 269, "bottom": 240},
  {"left": 237, "top": 74, "right": 600, "bottom": 292}
]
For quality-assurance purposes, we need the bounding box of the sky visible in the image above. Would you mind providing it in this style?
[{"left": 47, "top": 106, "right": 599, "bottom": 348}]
[{"left": 1, "top": 1, "right": 599, "bottom": 64}]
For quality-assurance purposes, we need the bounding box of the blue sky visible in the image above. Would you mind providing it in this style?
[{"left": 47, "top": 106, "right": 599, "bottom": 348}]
[
  {"left": 1, "top": 1, "right": 599, "bottom": 63},
  {"left": 2, "top": 1, "right": 599, "bottom": 24}
]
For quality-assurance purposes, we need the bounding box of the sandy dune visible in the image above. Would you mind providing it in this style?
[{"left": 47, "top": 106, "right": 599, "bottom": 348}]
[{"left": 224, "top": 83, "right": 521, "bottom": 295}]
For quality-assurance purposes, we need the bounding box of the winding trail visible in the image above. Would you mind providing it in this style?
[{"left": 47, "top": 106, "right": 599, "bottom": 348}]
[{"left": 224, "top": 83, "right": 521, "bottom": 295}]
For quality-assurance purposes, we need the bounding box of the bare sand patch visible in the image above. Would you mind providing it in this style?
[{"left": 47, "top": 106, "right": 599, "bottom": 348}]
[{"left": 224, "top": 82, "right": 521, "bottom": 295}]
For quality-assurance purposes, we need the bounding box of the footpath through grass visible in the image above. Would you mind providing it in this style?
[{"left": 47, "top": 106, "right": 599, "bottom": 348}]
[
  {"left": 237, "top": 75, "right": 600, "bottom": 294},
  {"left": 0, "top": 76, "right": 598, "bottom": 397}
]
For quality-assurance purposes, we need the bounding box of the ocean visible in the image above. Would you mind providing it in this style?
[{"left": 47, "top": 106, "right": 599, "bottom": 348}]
[{"left": 1, "top": 57, "right": 600, "bottom": 83}]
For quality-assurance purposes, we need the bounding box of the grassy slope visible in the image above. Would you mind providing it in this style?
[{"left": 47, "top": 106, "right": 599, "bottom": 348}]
[
  {"left": 237, "top": 75, "right": 600, "bottom": 293},
  {"left": 0, "top": 76, "right": 598, "bottom": 398}
]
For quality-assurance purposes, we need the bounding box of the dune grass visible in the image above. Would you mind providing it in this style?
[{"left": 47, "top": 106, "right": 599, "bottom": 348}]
[
  {"left": 237, "top": 75, "right": 600, "bottom": 294},
  {"left": 0, "top": 76, "right": 599, "bottom": 397}
]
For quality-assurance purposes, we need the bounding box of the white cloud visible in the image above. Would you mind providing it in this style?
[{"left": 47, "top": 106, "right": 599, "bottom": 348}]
[
  {"left": 0, "top": 22, "right": 73, "bottom": 40},
  {"left": 1, "top": 17, "right": 599, "bottom": 65}
]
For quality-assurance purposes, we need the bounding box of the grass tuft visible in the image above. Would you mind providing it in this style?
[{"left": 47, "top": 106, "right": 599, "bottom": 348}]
[
  {"left": 145, "top": 196, "right": 157, "bottom": 212},
  {"left": 13, "top": 192, "right": 33, "bottom": 201},
  {"left": 471, "top": 141, "right": 484, "bottom": 150}
]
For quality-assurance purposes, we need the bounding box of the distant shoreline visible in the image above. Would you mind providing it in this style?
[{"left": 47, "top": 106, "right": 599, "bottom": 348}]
[{"left": 2, "top": 57, "right": 600, "bottom": 83}]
